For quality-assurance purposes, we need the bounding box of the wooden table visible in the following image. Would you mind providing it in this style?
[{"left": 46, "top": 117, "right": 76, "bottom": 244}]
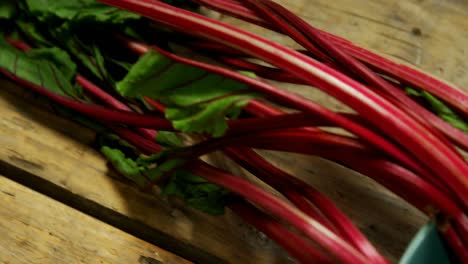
[{"left": 1, "top": 0, "right": 467, "bottom": 263}]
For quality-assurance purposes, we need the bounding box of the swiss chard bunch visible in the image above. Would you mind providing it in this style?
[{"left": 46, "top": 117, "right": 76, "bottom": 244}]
[
  {"left": 0, "top": 0, "right": 251, "bottom": 215},
  {"left": 1, "top": 0, "right": 468, "bottom": 263}
]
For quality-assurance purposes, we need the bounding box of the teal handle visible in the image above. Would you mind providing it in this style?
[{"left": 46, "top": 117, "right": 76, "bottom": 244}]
[{"left": 400, "top": 222, "right": 451, "bottom": 264}]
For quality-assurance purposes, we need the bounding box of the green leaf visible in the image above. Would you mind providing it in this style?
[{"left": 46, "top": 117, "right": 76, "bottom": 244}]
[
  {"left": 406, "top": 88, "right": 468, "bottom": 133},
  {"left": 0, "top": 0, "right": 17, "bottom": 20},
  {"left": 23, "top": 0, "right": 140, "bottom": 25},
  {"left": 0, "top": 36, "right": 80, "bottom": 98},
  {"left": 117, "top": 50, "right": 258, "bottom": 137},
  {"left": 156, "top": 131, "right": 183, "bottom": 147},
  {"left": 27, "top": 47, "right": 77, "bottom": 81},
  {"left": 100, "top": 146, "right": 148, "bottom": 187},
  {"left": 15, "top": 19, "right": 54, "bottom": 47},
  {"left": 162, "top": 170, "right": 229, "bottom": 215}
]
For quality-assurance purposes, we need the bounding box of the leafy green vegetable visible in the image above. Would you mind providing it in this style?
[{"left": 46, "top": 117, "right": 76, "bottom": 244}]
[
  {"left": 1, "top": 0, "right": 230, "bottom": 216},
  {"left": 23, "top": 0, "right": 140, "bottom": 25},
  {"left": 117, "top": 50, "right": 257, "bottom": 137},
  {"left": 156, "top": 131, "right": 183, "bottom": 147},
  {"left": 0, "top": 36, "right": 81, "bottom": 98},
  {"left": 100, "top": 145, "right": 229, "bottom": 215},
  {"left": 15, "top": 19, "right": 53, "bottom": 47},
  {"left": 406, "top": 88, "right": 468, "bottom": 132},
  {"left": 101, "top": 146, "right": 149, "bottom": 187},
  {"left": 162, "top": 170, "right": 229, "bottom": 215},
  {"left": 0, "top": 0, "right": 17, "bottom": 20}
]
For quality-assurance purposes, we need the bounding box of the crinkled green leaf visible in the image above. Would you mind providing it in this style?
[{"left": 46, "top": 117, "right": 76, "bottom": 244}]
[
  {"left": 0, "top": 36, "right": 80, "bottom": 98},
  {"left": 117, "top": 50, "right": 258, "bottom": 137},
  {"left": 406, "top": 88, "right": 468, "bottom": 133},
  {"left": 23, "top": 0, "right": 140, "bottom": 25},
  {"left": 156, "top": 131, "right": 183, "bottom": 147},
  {"left": 27, "top": 48, "right": 77, "bottom": 81},
  {"left": 162, "top": 170, "right": 229, "bottom": 215},
  {"left": 15, "top": 19, "right": 54, "bottom": 47},
  {"left": 101, "top": 146, "right": 148, "bottom": 187},
  {"left": 0, "top": 0, "right": 17, "bottom": 20},
  {"left": 101, "top": 147, "right": 228, "bottom": 215}
]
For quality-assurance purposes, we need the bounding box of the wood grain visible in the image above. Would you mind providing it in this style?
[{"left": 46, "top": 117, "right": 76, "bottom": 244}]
[
  {"left": 0, "top": 82, "right": 294, "bottom": 264},
  {"left": 1, "top": 0, "right": 467, "bottom": 263},
  {"left": 0, "top": 175, "right": 190, "bottom": 264}
]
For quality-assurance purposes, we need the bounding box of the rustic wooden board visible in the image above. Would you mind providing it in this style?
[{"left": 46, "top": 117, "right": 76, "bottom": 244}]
[
  {"left": 0, "top": 0, "right": 467, "bottom": 263},
  {"left": 0, "top": 175, "right": 190, "bottom": 264},
  {"left": 0, "top": 83, "right": 295, "bottom": 264}
]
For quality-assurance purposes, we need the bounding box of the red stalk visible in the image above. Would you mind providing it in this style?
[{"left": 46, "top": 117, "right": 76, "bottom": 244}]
[
  {"left": 186, "top": 33, "right": 468, "bottom": 150},
  {"left": 227, "top": 111, "right": 370, "bottom": 134},
  {"left": 111, "top": 122, "right": 338, "bottom": 264},
  {"left": 229, "top": 201, "right": 333, "bottom": 264},
  {"left": 72, "top": 72, "right": 343, "bottom": 264},
  {"left": 186, "top": 129, "right": 373, "bottom": 158},
  {"left": 110, "top": 126, "right": 161, "bottom": 154},
  {"left": 443, "top": 226, "right": 468, "bottom": 263},
  {"left": 76, "top": 76, "right": 158, "bottom": 140},
  {"left": 320, "top": 150, "right": 464, "bottom": 221},
  {"left": 98, "top": 0, "right": 468, "bottom": 206},
  {"left": 217, "top": 56, "right": 307, "bottom": 84},
  {"left": 0, "top": 69, "right": 174, "bottom": 129},
  {"left": 189, "top": 162, "right": 368, "bottom": 263},
  {"left": 252, "top": 0, "right": 467, "bottom": 152},
  {"left": 281, "top": 189, "right": 336, "bottom": 232},
  {"left": 6, "top": 37, "right": 160, "bottom": 140},
  {"left": 120, "top": 38, "right": 435, "bottom": 193},
  {"left": 144, "top": 97, "right": 166, "bottom": 112},
  {"left": 201, "top": 0, "right": 468, "bottom": 116},
  {"left": 123, "top": 38, "right": 458, "bottom": 208},
  {"left": 93, "top": 85, "right": 462, "bottom": 264},
  {"left": 225, "top": 147, "right": 388, "bottom": 264}
]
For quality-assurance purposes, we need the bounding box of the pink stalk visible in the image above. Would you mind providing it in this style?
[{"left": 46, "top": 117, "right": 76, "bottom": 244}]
[
  {"left": 189, "top": 162, "right": 369, "bottom": 263},
  {"left": 225, "top": 147, "right": 388, "bottom": 264},
  {"left": 229, "top": 201, "right": 333, "bottom": 264},
  {"left": 144, "top": 97, "right": 167, "bottom": 112},
  {"left": 201, "top": 0, "right": 468, "bottom": 116},
  {"left": 320, "top": 150, "right": 464, "bottom": 221},
  {"left": 110, "top": 115, "right": 468, "bottom": 264},
  {"left": 217, "top": 56, "right": 310, "bottom": 84},
  {"left": 5, "top": 37, "right": 159, "bottom": 140},
  {"left": 443, "top": 226, "right": 468, "bottom": 263},
  {"left": 97, "top": 0, "right": 468, "bottom": 206},
  {"left": 195, "top": 42, "right": 468, "bottom": 151},
  {"left": 120, "top": 38, "right": 434, "bottom": 192},
  {"left": 194, "top": 0, "right": 468, "bottom": 150},
  {"left": 251, "top": 0, "right": 467, "bottom": 152},
  {"left": 121, "top": 40, "right": 458, "bottom": 210},
  {"left": 110, "top": 126, "right": 161, "bottom": 154},
  {"left": 281, "top": 190, "right": 336, "bottom": 232},
  {"left": 227, "top": 112, "right": 370, "bottom": 134},
  {"left": 105, "top": 120, "right": 340, "bottom": 263},
  {"left": 0, "top": 69, "right": 174, "bottom": 129},
  {"left": 76, "top": 76, "right": 158, "bottom": 140},
  {"left": 186, "top": 129, "right": 373, "bottom": 158}
]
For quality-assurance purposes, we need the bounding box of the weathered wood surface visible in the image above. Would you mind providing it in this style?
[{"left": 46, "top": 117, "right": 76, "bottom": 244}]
[
  {"left": 0, "top": 175, "right": 190, "bottom": 264},
  {"left": 0, "top": 83, "right": 295, "bottom": 264},
  {"left": 0, "top": 0, "right": 467, "bottom": 263}
]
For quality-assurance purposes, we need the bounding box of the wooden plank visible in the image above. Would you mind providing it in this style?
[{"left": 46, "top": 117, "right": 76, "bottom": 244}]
[
  {"left": 0, "top": 82, "right": 294, "bottom": 264},
  {"left": 0, "top": 175, "right": 190, "bottom": 264},
  {"left": 0, "top": 0, "right": 466, "bottom": 263}
]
